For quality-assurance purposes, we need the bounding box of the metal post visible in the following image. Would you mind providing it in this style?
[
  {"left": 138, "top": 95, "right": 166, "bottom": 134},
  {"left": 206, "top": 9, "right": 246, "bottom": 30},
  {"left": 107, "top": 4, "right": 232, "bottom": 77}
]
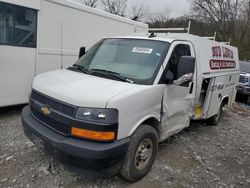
[
  {"left": 187, "top": 21, "right": 191, "bottom": 34},
  {"left": 60, "top": 22, "right": 63, "bottom": 69},
  {"left": 214, "top": 32, "right": 217, "bottom": 41}
]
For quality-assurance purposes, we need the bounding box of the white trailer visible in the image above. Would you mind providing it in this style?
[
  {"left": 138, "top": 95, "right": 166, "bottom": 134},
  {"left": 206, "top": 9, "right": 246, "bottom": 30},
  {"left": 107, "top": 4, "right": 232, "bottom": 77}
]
[{"left": 0, "top": 0, "right": 148, "bottom": 107}]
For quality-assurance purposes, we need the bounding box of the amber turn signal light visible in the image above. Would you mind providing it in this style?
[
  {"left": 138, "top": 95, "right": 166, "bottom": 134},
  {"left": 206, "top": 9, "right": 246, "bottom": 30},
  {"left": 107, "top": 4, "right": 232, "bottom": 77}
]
[{"left": 71, "top": 127, "right": 115, "bottom": 141}]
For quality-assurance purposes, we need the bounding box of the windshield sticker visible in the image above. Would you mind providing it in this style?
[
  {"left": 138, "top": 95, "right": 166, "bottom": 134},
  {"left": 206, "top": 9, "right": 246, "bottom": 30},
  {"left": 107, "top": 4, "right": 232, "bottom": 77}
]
[{"left": 132, "top": 47, "right": 153, "bottom": 54}]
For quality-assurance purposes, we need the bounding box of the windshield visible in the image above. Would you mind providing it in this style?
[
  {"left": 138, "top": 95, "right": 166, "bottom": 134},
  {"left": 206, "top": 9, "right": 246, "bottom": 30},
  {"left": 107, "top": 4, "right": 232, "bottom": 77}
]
[
  {"left": 74, "top": 38, "right": 170, "bottom": 85},
  {"left": 240, "top": 61, "right": 250, "bottom": 73}
]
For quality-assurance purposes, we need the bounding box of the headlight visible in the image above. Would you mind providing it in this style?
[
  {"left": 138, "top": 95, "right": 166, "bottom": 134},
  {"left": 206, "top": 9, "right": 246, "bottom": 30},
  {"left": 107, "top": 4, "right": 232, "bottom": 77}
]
[
  {"left": 75, "top": 107, "right": 118, "bottom": 124},
  {"left": 73, "top": 107, "right": 118, "bottom": 141}
]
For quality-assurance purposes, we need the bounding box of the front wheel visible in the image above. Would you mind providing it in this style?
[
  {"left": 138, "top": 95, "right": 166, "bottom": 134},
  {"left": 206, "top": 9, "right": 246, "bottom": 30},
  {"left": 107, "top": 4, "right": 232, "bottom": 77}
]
[{"left": 120, "top": 125, "right": 159, "bottom": 182}]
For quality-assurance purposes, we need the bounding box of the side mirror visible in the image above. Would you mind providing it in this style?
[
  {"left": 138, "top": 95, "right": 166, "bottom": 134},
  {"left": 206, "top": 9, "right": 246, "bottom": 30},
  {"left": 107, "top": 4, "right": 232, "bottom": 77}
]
[
  {"left": 176, "top": 56, "right": 195, "bottom": 79},
  {"left": 79, "top": 47, "right": 86, "bottom": 59}
]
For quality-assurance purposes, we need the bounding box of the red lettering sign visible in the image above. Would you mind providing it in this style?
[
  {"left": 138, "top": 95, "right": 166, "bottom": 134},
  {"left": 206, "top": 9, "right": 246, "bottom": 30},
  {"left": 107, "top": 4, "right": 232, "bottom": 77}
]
[
  {"left": 222, "top": 47, "right": 234, "bottom": 58},
  {"left": 212, "top": 46, "right": 234, "bottom": 59},
  {"left": 210, "top": 60, "right": 236, "bottom": 70},
  {"left": 212, "top": 46, "right": 222, "bottom": 57}
]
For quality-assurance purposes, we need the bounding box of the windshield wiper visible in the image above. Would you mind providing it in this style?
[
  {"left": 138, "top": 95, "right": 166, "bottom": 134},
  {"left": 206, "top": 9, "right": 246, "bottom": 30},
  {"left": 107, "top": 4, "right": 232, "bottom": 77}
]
[
  {"left": 70, "top": 64, "right": 88, "bottom": 73},
  {"left": 90, "top": 69, "right": 134, "bottom": 83}
]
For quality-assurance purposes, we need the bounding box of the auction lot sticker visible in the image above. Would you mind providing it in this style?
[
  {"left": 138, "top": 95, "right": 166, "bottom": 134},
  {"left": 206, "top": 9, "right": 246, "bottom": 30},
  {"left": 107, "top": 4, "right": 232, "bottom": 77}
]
[{"left": 132, "top": 47, "right": 153, "bottom": 54}]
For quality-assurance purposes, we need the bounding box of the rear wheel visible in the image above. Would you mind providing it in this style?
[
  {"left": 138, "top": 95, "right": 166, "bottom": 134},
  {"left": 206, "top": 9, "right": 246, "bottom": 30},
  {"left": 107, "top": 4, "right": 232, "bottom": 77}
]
[
  {"left": 247, "top": 96, "right": 250, "bottom": 105},
  {"left": 207, "top": 103, "right": 223, "bottom": 125},
  {"left": 120, "top": 125, "right": 158, "bottom": 182}
]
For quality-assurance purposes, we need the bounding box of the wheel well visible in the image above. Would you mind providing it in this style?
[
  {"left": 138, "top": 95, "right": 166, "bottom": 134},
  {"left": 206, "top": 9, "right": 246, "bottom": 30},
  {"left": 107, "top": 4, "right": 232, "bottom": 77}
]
[
  {"left": 222, "top": 96, "right": 229, "bottom": 106},
  {"left": 142, "top": 118, "right": 162, "bottom": 138}
]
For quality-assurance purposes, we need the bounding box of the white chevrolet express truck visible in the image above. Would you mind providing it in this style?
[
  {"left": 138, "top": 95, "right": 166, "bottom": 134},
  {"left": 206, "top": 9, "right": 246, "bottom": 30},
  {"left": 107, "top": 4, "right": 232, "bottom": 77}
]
[{"left": 22, "top": 33, "right": 240, "bottom": 182}]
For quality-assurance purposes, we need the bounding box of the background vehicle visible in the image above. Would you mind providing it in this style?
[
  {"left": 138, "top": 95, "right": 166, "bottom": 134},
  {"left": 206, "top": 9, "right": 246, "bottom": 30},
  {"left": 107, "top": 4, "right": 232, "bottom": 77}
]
[
  {"left": 0, "top": 0, "right": 148, "bottom": 107},
  {"left": 237, "top": 61, "right": 250, "bottom": 104},
  {"left": 22, "top": 32, "right": 240, "bottom": 182}
]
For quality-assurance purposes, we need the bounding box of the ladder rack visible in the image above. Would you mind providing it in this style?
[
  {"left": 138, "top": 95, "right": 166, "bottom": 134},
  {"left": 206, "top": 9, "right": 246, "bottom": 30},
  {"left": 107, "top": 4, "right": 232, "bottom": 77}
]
[
  {"left": 221, "top": 37, "right": 231, "bottom": 45},
  {"left": 149, "top": 21, "right": 191, "bottom": 34},
  {"left": 203, "top": 32, "right": 217, "bottom": 41}
]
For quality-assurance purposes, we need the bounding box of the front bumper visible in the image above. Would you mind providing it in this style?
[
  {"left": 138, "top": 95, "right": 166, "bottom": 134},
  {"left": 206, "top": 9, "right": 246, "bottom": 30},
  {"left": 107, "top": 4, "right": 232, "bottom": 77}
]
[
  {"left": 22, "top": 106, "right": 129, "bottom": 174},
  {"left": 237, "top": 85, "right": 250, "bottom": 95}
]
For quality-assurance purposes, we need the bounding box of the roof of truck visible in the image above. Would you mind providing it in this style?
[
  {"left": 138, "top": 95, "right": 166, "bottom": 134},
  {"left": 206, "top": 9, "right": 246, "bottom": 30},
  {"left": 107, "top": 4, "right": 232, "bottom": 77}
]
[
  {"left": 111, "top": 35, "right": 175, "bottom": 43},
  {"left": 114, "top": 33, "right": 234, "bottom": 48}
]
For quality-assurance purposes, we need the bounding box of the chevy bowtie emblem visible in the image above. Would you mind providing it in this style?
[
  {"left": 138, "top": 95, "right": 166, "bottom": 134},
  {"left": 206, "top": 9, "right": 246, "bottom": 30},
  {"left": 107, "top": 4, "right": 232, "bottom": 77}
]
[{"left": 41, "top": 106, "right": 51, "bottom": 116}]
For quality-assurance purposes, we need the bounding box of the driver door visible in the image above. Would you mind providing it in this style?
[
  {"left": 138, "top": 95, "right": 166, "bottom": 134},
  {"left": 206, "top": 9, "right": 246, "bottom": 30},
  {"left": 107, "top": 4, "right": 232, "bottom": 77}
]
[{"left": 161, "top": 42, "right": 196, "bottom": 140}]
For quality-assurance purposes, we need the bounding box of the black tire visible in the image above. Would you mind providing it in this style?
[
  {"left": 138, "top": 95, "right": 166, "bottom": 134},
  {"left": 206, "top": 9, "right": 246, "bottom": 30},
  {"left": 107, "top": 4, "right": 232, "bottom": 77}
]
[
  {"left": 207, "top": 103, "right": 223, "bottom": 126},
  {"left": 247, "top": 96, "right": 250, "bottom": 105},
  {"left": 120, "top": 125, "right": 159, "bottom": 182}
]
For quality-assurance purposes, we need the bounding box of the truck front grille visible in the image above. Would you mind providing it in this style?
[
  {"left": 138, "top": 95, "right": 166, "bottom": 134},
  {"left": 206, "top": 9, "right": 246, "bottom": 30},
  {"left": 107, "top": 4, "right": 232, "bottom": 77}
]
[
  {"left": 30, "top": 105, "right": 71, "bottom": 136},
  {"left": 239, "top": 75, "right": 248, "bottom": 84},
  {"left": 31, "top": 90, "right": 77, "bottom": 117},
  {"left": 29, "top": 90, "right": 77, "bottom": 136}
]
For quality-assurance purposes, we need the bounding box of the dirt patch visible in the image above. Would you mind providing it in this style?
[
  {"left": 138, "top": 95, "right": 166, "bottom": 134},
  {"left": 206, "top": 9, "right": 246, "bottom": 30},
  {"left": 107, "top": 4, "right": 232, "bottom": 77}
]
[{"left": 0, "top": 103, "right": 250, "bottom": 188}]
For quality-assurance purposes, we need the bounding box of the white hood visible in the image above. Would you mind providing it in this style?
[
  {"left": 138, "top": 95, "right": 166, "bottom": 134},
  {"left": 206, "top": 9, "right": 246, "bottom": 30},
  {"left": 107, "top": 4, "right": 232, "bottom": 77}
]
[{"left": 32, "top": 69, "right": 137, "bottom": 108}]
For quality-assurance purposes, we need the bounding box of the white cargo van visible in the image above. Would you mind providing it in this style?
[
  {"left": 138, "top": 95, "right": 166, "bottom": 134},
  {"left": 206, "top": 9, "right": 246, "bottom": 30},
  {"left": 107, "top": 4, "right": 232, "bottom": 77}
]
[
  {"left": 0, "top": 0, "right": 147, "bottom": 107},
  {"left": 22, "top": 33, "right": 240, "bottom": 182}
]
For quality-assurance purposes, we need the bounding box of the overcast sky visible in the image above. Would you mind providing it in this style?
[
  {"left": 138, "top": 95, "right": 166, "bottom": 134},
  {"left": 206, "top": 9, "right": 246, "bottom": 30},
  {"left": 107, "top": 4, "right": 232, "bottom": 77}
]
[
  {"left": 73, "top": 0, "right": 191, "bottom": 18},
  {"left": 128, "top": 0, "right": 191, "bottom": 17}
]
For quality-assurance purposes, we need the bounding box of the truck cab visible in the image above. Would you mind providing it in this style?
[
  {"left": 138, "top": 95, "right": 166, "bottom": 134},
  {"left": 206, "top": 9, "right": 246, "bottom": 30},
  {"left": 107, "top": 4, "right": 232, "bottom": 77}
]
[{"left": 22, "top": 34, "right": 240, "bottom": 182}]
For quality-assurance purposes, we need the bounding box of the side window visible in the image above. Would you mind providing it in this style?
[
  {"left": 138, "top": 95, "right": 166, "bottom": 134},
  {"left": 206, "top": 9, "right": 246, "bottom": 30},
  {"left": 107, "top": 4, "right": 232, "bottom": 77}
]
[
  {"left": 0, "top": 2, "right": 37, "bottom": 48},
  {"left": 168, "top": 44, "right": 191, "bottom": 79}
]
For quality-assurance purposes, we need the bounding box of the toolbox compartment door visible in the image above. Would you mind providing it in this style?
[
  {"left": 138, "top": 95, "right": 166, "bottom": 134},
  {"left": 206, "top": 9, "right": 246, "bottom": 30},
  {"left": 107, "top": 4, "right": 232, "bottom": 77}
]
[{"left": 203, "top": 75, "right": 235, "bottom": 119}]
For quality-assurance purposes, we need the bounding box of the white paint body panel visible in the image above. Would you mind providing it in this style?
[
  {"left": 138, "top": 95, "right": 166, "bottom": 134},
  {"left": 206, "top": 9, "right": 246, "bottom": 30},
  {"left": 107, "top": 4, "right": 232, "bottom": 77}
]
[
  {"left": 33, "top": 69, "right": 138, "bottom": 108},
  {"left": 106, "top": 85, "right": 164, "bottom": 140},
  {"left": 0, "top": 46, "right": 36, "bottom": 106},
  {"left": 0, "top": 0, "right": 148, "bottom": 107},
  {"left": 202, "top": 73, "right": 239, "bottom": 119},
  {"left": 160, "top": 40, "right": 197, "bottom": 140}
]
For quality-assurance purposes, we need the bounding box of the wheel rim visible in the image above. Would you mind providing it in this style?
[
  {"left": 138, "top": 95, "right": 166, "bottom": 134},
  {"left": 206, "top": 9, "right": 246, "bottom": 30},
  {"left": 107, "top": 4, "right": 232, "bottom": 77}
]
[{"left": 134, "top": 138, "right": 153, "bottom": 171}]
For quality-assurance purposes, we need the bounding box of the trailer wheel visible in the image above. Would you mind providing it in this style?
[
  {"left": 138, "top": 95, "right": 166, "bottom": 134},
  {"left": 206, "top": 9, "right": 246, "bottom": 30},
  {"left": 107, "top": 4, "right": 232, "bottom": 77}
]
[
  {"left": 120, "top": 125, "right": 158, "bottom": 182},
  {"left": 207, "top": 103, "right": 223, "bottom": 126}
]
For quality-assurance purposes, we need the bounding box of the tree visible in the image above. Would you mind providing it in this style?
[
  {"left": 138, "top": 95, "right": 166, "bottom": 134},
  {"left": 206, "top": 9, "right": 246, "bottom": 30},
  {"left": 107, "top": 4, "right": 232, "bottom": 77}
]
[
  {"left": 192, "top": 0, "right": 250, "bottom": 59},
  {"left": 80, "top": 0, "right": 98, "bottom": 8},
  {"left": 101, "top": 0, "right": 127, "bottom": 16},
  {"left": 147, "top": 8, "right": 171, "bottom": 27},
  {"left": 238, "top": 0, "right": 250, "bottom": 58},
  {"left": 239, "top": 1, "right": 250, "bottom": 41},
  {"left": 129, "top": 3, "right": 149, "bottom": 21},
  {"left": 192, "top": 0, "right": 246, "bottom": 41}
]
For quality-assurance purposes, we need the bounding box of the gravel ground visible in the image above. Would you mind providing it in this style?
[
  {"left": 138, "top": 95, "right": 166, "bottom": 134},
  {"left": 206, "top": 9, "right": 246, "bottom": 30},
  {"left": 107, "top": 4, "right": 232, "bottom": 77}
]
[{"left": 0, "top": 102, "right": 250, "bottom": 188}]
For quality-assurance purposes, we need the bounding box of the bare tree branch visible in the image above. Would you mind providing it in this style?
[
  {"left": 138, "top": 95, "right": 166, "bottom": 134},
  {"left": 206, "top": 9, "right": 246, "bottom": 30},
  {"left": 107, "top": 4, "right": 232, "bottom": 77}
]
[
  {"left": 192, "top": 0, "right": 246, "bottom": 40},
  {"left": 80, "top": 0, "right": 98, "bottom": 8},
  {"left": 148, "top": 8, "right": 171, "bottom": 23},
  {"left": 129, "top": 3, "right": 149, "bottom": 21},
  {"left": 101, "top": 0, "right": 127, "bottom": 16}
]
